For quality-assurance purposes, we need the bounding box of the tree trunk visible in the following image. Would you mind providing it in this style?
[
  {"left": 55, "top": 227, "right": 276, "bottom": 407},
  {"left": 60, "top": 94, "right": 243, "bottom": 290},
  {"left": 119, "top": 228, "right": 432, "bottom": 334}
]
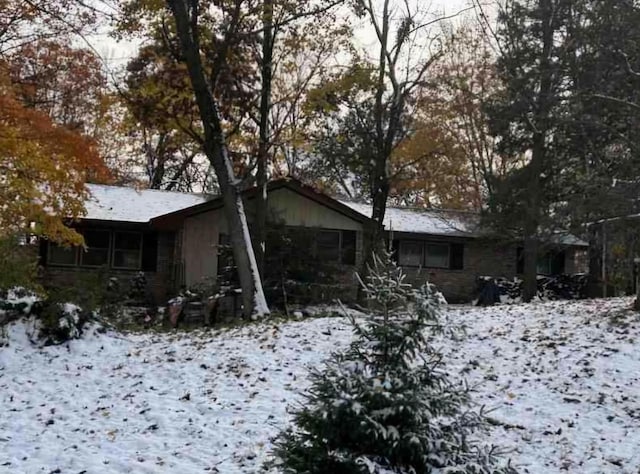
[
  {"left": 359, "top": 154, "right": 390, "bottom": 301},
  {"left": 522, "top": 0, "right": 554, "bottom": 302},
  {"left": 360, "top": 0, "right": 390, "bottom": 276},
  {"left": 255, "top": 0, "right": 274, "bottom": 278},
  {"left": 168, "top": 0, "right": 269, "bottom": 318},
  {"left": 522, "top": 222, "right": 539, "bottom": 301},
  {"left": 366, "top": 161, "right": 390, "bottom": 260}
]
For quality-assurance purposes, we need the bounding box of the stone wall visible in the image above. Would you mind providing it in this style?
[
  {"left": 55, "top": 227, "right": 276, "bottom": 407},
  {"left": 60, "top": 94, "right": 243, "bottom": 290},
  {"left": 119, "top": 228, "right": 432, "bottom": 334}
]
[{"left": 400, "top": 238, "right": 519, "bottom": 303}]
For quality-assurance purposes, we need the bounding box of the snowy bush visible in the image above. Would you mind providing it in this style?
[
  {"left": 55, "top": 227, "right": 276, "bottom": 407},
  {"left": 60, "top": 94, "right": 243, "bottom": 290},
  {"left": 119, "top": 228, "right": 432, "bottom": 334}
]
[
  {"left": 0, "top": 287, "right": 43, "bottom": 327},
  {"left": 0, "top": 287, "right": 95, "bottom": 345},
  {"left": 270, "top": 253, "right": 515, "bottom": 474},
  {"left": 38, "top": 301, "right": 90, "bottom": 345}
]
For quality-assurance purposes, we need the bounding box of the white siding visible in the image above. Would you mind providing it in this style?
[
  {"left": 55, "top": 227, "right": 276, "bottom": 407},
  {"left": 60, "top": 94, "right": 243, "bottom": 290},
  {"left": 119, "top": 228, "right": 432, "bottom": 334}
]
[
  {"left": 182, "top": 209, "right": 226, "bottom": 287},
  {"left": 266, "top": 188, "right": 362, "bottom": 230}
]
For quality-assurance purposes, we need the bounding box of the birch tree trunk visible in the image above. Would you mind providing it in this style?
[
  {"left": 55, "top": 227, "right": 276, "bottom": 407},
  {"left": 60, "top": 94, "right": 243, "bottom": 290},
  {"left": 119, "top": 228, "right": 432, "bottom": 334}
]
[{"left": 168, "top": 0, "right": 269, "bottom": 318}]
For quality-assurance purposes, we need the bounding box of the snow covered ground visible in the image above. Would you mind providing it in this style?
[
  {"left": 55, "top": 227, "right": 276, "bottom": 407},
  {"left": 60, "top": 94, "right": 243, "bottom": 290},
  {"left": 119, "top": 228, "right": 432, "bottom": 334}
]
[{"left": 1, "top": 298, "right": 639, "bottom": 473}]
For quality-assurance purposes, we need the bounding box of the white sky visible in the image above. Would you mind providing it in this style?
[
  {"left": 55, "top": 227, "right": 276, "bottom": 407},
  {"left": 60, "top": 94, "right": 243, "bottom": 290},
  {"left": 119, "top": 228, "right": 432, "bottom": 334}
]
[{"left": 89, "top": 0, "right": 478, "bottom": 79}]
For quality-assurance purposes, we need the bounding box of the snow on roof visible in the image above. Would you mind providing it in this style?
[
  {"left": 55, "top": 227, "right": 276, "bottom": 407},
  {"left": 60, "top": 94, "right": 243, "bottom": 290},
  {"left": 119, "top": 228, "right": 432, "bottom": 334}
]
[
  {"left": 341, "top": 200, "right": 588, "bottom": 245},
  {"left": 548, "top": 232, "right": 589, "bottom": 247},
  {"left": 340, "top": 201, "right": 480, "bottom": 237},
  {"left": 84, "top": 184, "right": 209, "bottom": 223}
]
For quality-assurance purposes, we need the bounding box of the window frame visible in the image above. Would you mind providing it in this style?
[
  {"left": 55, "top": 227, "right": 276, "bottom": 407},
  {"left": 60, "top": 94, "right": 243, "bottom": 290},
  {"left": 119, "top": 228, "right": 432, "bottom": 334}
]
[
  {"left": 46, "top": 229, "right": 145, "bottom": 271},
  {"left": 47, "top": 243, "right": 79, "bottom": 267},
  {"left": 79, "top": 229, "right": 112, "bottom": 268},
  {"left": 398, "top": 240, "right": 425, "bottom": 267},
  {"left": 424, "top": 242, "right": 451, "bottom": 269},
  {"left": 111, "top": 231, "right": 143, "bottom": 270},
  {"left": 517, "top": 247, "right": 566, "bottom": 276},
  {"left": 396, "top": 240, "right": 457, "bottom": 269},
  {"left": 315, "top": 229, "right": 343, "bottom": 264}
]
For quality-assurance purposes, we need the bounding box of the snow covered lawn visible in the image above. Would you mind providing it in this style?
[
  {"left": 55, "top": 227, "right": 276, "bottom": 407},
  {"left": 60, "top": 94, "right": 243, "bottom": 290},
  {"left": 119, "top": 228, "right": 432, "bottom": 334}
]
[{"left": 1, "top": 298, "right": 639, "bottom": 473}]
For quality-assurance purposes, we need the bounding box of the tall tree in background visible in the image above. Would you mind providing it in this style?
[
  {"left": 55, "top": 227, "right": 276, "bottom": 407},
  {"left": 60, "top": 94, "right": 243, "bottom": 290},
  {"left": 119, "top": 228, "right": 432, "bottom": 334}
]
[
  {"left": 422, "top": 23, "right": 518, "bottom": 209},
  {"left": 484, "top": 0, "right": 640, "bottom": 300},
  {"left": 385, "top": 23, "right": 512, "bottom": 209},
  {"left": 353, "top": 0, "right": 449, "bottom": 262},
  {"left": 254, "top": 0, "right": 273, "bottom": 275},
  {"left": 8, "top": 40, "right": 106, "bottom": 132},
  {"left": 561, "top": 1, "right": 640, "bottom": 223},
  {"left": 252, "top": 0, "right": 346, "bottom": 275},
  {"left": 485, "top": 0, "right": 573, "bottom": 301},
  {"left": 268, "top": 17, "right": 349, "bottom": 179},
  {"left": 0, "top": 0, "right": 102, "bottom": 57},
  {"left": 0, "top": 0, "right": 111, "bottom": 245},
  {"left": 165, "top": 0, "right": 269, "bottom": 317},
  {"left": 119, "top": 1, "right": 345, "bottom": 196},
  {"left": 307, "top": 1, "right": 470, "bottom": 270},
  {"left": 121, "top": 32, "right": 254, "bottom": 191},
  {"left": 306, "top": 22, "right": 510, "bottom": 210}
]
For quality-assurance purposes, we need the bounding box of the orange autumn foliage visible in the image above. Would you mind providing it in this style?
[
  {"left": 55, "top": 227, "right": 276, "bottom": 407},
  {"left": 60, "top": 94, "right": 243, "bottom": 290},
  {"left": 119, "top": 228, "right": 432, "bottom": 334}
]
[{"left": 0, "top": 69, "right": 110, "bottom": 245}]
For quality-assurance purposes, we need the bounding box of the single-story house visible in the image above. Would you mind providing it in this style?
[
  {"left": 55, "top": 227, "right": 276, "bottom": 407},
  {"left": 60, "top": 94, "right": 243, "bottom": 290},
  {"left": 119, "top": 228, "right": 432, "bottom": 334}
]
[
  {"left": 39, "top": 185, "right": 208, "bottom": 302},
  {"left": 39, "top": 178, "right": 588, "bottom": 304},
  {"left": 341, "top": 201, "right": 588, "bottom": 302}
]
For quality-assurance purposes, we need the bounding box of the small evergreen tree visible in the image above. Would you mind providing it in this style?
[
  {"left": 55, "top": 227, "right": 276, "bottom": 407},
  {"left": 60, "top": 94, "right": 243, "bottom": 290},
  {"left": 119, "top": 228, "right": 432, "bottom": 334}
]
[{"left": 270, "top": 253, "right": 515, "bottom": 474}]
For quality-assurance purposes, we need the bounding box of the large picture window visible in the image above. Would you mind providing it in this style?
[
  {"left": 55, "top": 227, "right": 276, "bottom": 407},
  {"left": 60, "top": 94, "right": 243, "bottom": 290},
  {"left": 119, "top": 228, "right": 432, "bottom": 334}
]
[
  {"left": 48, "top": 243, "right": 78, "bottom": 266},
  {"left": 46, "top": 229, "right": 150, "bottom": 271},
  {"left": 398, "top": 241, "right": 423, "bottom": 266},
  {"left": 395, "top": 240, "right": 464, "bottom": 270},
  {"left": 113, "top": 232, "right": 142, "bottom": 269},
  {"left": 80, "top": 230, "right": 110, "bottom": 267},
  {"left": 425, "top": 243, "right": 449, "bottom": 269}
]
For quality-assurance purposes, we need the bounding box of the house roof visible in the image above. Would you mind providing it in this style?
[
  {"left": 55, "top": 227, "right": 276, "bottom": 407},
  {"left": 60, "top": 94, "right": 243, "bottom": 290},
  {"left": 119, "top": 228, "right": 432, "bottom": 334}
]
[
  {"left": 340, "top": 201, "right": 481, "bottom": 237},
  {"left": 150, "top": 178, "right": 375, "bottom": 228},
  {"left": 84, "top": 184, "right": 208, "bottom": 223},
  {"left": 82, "top": 182, "right": 588, "bottom": 247},
  {"left": 341, "top": 201, "right": 588, "bottom": 246},
  {"left": 548, "top": 232, "right": 589, "bottom": 247}
]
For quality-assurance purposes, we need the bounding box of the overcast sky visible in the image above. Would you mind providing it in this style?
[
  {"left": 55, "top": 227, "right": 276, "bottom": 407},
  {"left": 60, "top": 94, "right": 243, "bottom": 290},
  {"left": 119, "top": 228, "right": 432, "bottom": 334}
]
[{"left": 92, "top": 0, "right": 480, "bottom": 76}]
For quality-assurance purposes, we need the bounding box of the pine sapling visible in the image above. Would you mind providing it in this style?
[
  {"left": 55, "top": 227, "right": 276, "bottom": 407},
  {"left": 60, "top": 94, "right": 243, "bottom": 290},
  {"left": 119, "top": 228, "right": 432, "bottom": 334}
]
[{"left": 270, "top": 251, "right": 515, "bottom": 474}]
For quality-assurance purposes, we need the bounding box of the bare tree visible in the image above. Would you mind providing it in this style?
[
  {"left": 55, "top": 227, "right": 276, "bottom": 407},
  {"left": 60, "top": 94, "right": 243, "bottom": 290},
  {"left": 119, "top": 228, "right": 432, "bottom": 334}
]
[
  {"left": 252, "top": 0, "right": 346, "bottom": 276},
  {"left": 350, "top": 0, "right": 471, "bottom": 267},
  {"left": 167, "top": 0, "right": 269, "bottom": 318}
]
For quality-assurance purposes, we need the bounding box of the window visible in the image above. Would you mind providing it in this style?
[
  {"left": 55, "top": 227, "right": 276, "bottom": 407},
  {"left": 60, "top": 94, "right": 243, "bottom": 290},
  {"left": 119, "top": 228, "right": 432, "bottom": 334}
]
[
  {"left": 112, "top": 232, "right": 142, "bottom": 269},
  {"left": 537, "top": 251, "right": 565, "bottom": 275},
  {"left": 536, "top": 255, "right": 552, "bottom": 275},
  {"left": 396, "top": 240, "right": 463, "bottom": 270},
  {"left": 46, "top": 229, "right": 148, "bottom": 271},
  {"left": 48, "top": 243, "right": 77, "bottom": 266},
  {"left": 517, "top": 247, "right": 566, "bottom": 275},
  {"left": 341, "top": 231, "right": 357, "bottom": 265},
  {"left": 81, "top": 230, "right": 110, "bottom": 267},
  {"left": 398, "top": 241, "right": 423, "bottom": 266},
  {"left": 425, "top": 243, "right": 449, "bottom": 268},
  {"left": 317, "top": 230, "right": 341, "bottom": 262}
]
